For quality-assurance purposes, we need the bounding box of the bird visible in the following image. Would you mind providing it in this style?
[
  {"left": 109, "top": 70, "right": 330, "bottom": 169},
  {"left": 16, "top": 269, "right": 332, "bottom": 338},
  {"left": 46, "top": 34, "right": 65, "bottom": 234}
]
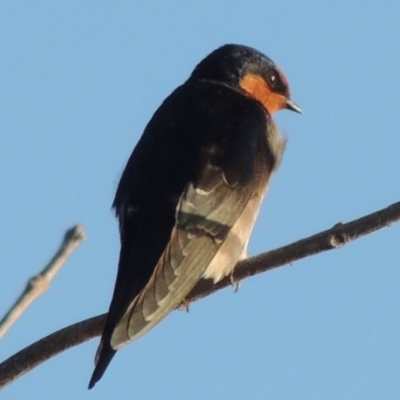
[{"left": 88, "top": 43, "right": 301, "bottom": 389}]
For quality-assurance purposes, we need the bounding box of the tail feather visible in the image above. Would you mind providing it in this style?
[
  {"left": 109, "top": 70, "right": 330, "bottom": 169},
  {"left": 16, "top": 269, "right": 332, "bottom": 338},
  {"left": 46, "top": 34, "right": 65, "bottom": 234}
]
[{"left": 88, "top": 341, "right": 117, "bottom": 389}]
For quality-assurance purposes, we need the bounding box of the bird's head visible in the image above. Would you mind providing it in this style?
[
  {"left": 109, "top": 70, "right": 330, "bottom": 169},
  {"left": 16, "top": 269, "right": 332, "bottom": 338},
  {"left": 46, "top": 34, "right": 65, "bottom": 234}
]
[{"left": 190, "top": 44, "right": 302, "bottom": 116}]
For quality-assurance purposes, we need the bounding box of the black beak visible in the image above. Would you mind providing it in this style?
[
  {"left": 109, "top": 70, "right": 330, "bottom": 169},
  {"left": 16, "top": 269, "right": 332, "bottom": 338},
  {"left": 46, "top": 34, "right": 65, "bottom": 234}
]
[{"left": 285, "top": 98, "right": 302, "bottom": 114}]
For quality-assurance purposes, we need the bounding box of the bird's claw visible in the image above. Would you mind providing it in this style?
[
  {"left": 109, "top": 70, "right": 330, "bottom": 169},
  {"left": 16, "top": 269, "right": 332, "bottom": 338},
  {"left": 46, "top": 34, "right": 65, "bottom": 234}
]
[
  {"left": 179, "top": 299, "right": 190, "bottom": 312},
  {"left": 229, "top": 272, "right": 242, "bottom": 292}
]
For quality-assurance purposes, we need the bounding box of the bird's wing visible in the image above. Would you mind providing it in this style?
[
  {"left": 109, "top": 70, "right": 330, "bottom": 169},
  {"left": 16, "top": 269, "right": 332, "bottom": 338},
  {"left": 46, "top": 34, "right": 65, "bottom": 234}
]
[{"left": 110, "top": 161, "right": 257, "bottom": 348}]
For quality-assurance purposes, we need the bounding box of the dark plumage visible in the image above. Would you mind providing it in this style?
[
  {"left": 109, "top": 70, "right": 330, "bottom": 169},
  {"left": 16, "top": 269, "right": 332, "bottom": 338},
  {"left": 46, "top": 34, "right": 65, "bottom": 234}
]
[{"left": 89, "top": 44, "right": 301, "bottom": 389}]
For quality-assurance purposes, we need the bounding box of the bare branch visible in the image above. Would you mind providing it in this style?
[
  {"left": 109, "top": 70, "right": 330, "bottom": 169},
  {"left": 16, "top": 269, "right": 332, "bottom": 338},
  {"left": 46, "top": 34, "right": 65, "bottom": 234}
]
[
  {"left": 0, "top": 202, "right": 399, "bottom": 390},
  {"left": 0, "top": 225, "right": 86, "bottom": 340},
  {"left": 189, "top": 200, "right": 400, "bottom": 302}
]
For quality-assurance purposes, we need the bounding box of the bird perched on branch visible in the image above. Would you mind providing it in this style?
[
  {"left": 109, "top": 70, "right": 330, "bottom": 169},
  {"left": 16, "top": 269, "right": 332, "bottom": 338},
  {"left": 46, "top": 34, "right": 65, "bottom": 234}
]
[{"left": 89, "top": 43, "right": 301, "bottom": 389}]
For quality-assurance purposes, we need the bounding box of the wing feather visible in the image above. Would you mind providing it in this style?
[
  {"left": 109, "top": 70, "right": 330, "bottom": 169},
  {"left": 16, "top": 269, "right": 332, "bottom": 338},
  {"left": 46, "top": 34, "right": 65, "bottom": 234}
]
[{"left": 110, "top": 165, "right": 255, "bottom": 348}]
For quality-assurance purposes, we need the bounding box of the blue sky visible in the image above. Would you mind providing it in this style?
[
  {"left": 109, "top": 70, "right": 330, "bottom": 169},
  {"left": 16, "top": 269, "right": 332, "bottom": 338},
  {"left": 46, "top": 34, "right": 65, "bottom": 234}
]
[{"left": 1, "top": 2, "right": 400, "bottom": 399}]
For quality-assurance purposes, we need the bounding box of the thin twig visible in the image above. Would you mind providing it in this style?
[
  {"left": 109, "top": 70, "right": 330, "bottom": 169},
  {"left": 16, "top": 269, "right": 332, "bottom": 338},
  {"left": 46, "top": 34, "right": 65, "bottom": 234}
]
[
  {"left": 0, "top": 225, "right": 86, "bottom": 340},
  {"left": 0, "top": 202, "right": 399, "bottom": 389}
]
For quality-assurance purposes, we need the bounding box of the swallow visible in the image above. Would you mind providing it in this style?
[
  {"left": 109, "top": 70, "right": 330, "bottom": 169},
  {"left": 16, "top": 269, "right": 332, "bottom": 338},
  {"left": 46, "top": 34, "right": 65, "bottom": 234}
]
[{"left": 89, "top": 43, "right": 301, "bottom": 389}]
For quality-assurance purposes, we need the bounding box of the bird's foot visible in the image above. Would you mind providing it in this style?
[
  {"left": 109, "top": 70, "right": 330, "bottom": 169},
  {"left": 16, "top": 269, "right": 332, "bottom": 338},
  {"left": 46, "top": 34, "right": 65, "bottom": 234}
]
[
  {"left": 179, "top": 299, "right": 190, "bottom": 312},
  {"left": 229, "top": 272, "right": 242, "bottom": 292}
]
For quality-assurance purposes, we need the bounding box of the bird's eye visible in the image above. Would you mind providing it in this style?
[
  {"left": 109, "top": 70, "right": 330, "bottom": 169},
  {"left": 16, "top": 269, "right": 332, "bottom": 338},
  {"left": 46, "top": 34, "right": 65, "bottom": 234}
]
[{"left": 268, "top": 70, "right": 278, "bottom": 88}]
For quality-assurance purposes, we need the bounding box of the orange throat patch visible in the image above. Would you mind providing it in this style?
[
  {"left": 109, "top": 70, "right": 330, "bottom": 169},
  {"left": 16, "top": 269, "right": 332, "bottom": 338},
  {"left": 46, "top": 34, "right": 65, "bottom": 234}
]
[{"left": 239, "top": 73, "right": 286, "bottom": 115}]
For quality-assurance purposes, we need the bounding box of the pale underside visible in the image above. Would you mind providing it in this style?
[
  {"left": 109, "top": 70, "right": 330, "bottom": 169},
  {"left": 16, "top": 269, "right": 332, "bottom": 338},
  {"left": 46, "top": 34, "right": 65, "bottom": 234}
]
[{"left": 202, "top": 183, "right": 269, "bottom": 281}]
